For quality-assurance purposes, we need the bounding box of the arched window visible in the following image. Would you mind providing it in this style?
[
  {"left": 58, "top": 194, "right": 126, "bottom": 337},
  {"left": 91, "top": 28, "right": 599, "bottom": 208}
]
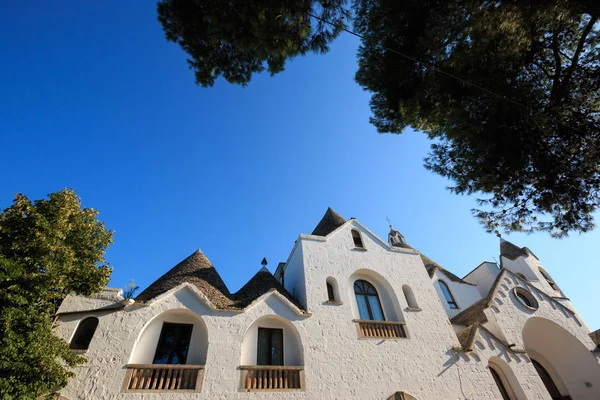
[
  {"left": 354, "top": 280, "right": 384, "bottom": 320},
  {"left": 327, "top": 282, "right": 335, "bottom": 301},
  {"left": 402, "top": 285, "right": 419, "bottom": 309},
  {"left": 438, "top": 280, "right": 459, "bottom": 309},
  {"left": 539, "top": 268, "right": 559, "bottom": 291},
  {"left": 70, "top": 317, "right": 99, "bottom": 350},
  {"left": 489, "top": 365, "right": 511, "bottom": 400},
  {"left": 532, "top": 359, "right": 562, "bottom": 399},
  {"left": 351, "top": 229, "right": 364, "bottom": 248}
]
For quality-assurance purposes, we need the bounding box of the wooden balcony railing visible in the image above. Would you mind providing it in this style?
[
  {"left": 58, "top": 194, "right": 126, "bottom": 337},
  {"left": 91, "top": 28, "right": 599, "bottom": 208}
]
[
  {"left": 354, "top": 319, "right": 408, "bottom": 339},
  {"left": 122, "top": 364, "right": 205, "bottom": 393},
  {"left": 239, "top": 365, "right": 304, "bottom": 391}
]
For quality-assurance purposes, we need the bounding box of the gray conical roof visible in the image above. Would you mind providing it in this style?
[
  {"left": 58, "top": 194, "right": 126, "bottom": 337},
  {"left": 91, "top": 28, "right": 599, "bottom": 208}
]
[
  {"left": 136, "top": 249, "right": 232, "bottom": 308},
  {"left": 311, "top": 207, "right": 346, "bottom": 236},
  {"left": 232, "top": 268, "right": 304, "bottom": 310}
]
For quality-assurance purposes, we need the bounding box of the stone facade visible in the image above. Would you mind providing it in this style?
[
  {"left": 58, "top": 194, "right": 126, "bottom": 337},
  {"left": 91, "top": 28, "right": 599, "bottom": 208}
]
[{"left": 53, "top": 209, "right": 600, "bottom": 399}]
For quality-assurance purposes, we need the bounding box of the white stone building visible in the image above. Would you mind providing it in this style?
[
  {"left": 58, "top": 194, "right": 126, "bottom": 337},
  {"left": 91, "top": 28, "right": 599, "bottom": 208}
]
[{"left": 53, "top": 208, "right": 600, "bottom": 399}]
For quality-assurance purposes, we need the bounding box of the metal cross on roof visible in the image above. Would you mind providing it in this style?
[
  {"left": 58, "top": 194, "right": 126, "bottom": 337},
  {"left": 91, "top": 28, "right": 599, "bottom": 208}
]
[{"left": 386, "top": 216, "right": 393, "bottom": 228}]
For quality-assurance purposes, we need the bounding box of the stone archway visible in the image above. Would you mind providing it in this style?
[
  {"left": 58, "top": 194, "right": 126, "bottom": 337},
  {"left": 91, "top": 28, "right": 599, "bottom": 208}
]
[
  {"left": 523, "top": 317, "right": 600, "bottom": 399},
  {"left": 488, "top": 356, "right": 526, "bottom": 400}
]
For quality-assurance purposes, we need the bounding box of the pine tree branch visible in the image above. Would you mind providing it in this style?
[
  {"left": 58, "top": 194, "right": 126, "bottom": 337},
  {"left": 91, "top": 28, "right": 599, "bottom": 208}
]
[
  {"left": 562, "top": 15, "right": 598, "bottom": 93},
  {"left": 550, "top": 26, "right": 563, "bottom": 104}
]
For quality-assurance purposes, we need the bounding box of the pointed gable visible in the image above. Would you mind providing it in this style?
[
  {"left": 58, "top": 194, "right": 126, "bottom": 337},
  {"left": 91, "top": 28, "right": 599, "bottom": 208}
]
[
  {"left": 136, "top": 249, "right": 232, "bottom": 308},
  {"left": 232, "top": 267, "right": 305, "bottom": 311},
  {"left": 311, "top": 207, "right": 346, "bottom": 236}
]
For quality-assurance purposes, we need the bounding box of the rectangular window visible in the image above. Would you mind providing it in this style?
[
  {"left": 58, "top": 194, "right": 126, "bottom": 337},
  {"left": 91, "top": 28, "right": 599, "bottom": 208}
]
[
  {"left": 257, "top": 328, "right": 283, "bottom": 366},
  {"left": 153, "top": 323, "right": 193, "bottom": 365}
]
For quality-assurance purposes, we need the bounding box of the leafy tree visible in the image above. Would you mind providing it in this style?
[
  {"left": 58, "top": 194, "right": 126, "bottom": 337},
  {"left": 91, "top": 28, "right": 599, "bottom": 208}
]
[
  {"left": 158, "top": 0, "right": 600, "bottom": 237},
  {"left": 0, "top": 189, "right": 113, "bottom": 400}
]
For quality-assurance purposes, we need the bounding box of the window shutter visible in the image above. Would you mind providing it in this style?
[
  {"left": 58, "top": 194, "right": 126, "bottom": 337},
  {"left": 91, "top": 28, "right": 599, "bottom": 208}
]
[
  {"left": 257, "top": 328, "right": 269, "bottom": 365},
  {"left": 271, "top": 329, "right": 284, "bottom": 366}
]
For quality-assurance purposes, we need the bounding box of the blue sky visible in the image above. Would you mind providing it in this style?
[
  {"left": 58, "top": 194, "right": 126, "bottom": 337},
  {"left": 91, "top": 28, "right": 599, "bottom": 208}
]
[{"left": 1, "top": 2, "right": 598, "bottom": 330}]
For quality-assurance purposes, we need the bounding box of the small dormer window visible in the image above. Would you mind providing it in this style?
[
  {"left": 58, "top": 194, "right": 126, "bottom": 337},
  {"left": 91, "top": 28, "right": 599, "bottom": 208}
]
[{"left": 351, "top": 230, "right": 364, "bottom": 248}]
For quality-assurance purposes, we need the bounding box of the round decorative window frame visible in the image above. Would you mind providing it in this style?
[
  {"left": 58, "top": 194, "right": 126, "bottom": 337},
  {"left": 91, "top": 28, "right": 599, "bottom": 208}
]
[{"left": 513, "top": 287, "right": 538, "bottom": 311}]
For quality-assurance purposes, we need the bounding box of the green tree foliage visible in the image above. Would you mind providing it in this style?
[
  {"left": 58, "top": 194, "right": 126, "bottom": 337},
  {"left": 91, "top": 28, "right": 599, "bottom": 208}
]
[
  {"left": 158, "top": 0, "right": 600, "bottom": 236},
  {"left": 157, "top": 0, "right": 349, "bottom": 86},
  {"left": 0, "top": 189, "right": 113, "bottom": 400}
]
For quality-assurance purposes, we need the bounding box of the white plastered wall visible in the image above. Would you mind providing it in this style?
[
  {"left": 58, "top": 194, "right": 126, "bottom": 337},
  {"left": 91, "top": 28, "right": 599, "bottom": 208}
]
[
  {"left": 501, "top": 254, "right": 563, "bottom": 297},
  {"left": 458, "top": 327, "right": 553, "bottom": 400},
  {"left": 463, "top": 262, "right": 501, "bottom": 297},
  {"left": 293, "top": 221, "right": 471, "bottom": 399},
  {"left": 281, "top": 242, "right": 307, "bottom": 309}
]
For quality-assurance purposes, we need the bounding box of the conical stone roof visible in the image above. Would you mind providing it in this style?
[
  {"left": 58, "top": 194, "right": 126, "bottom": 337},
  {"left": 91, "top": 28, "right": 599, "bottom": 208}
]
[
  {"left": 136, "top": 249, "right": 233, "bottom": 308},
  {"left": 232, "top": 267, "right": 304, "bottom": 310},
  {"left": 311, "top": 207, "right": 346, "bottom": 236}
]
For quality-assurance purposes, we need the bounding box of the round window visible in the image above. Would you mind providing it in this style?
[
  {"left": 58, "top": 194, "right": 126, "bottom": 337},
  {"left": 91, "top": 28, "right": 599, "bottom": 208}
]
[{"left": 513, "top": 287, "right": 538, "bottom": 310}]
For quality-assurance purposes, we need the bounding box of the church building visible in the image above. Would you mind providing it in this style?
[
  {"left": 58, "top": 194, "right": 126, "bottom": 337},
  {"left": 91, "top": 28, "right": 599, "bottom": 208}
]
[{"left": 52, "top": 208, "right": 600, "bottom": 399}]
